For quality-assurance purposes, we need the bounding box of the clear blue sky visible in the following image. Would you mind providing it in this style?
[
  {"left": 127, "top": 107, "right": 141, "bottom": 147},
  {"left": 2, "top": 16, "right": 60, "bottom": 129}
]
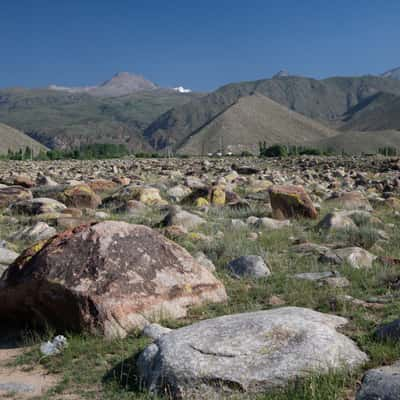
[{"left": 1, "top": 0, "right": 399, "bottom": 91}]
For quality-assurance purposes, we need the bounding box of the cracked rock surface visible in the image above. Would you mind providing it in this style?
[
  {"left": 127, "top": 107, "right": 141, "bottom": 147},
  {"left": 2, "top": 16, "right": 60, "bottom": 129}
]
[{"left": 137, "top": 307, "right": 368, "bottom": 399}]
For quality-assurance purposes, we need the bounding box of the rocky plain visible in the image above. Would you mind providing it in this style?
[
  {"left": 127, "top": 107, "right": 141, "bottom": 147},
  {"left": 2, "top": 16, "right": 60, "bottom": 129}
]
[{"left": 0, "top": 155, "right": 400, "bottom": 399}]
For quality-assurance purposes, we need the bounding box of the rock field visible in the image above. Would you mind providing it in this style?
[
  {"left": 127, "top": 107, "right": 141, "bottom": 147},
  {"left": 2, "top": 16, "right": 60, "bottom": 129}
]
[{"left": 1, "top": 155, "right": 400, "bottom": 399}]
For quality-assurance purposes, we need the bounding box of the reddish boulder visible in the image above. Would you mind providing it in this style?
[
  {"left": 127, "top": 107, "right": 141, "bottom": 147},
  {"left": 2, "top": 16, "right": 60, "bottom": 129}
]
[
  {"left": 0, "top": 221, "right": 227, "bottom": 338},
  {"left": 269, "top": 185, "right": 318, "bottom": 220}
]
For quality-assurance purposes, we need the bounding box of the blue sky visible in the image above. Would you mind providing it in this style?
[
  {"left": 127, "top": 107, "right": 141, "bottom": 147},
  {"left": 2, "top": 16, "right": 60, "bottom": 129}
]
[{"left": 1, "top": 0, "right": 399, "bottom": 91}]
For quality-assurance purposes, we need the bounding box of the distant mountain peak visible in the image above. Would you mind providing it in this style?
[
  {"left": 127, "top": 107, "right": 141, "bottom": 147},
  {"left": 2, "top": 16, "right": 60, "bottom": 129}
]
[
  {"left": 273, "top": 70, "right": 290, "bottom": 78},
  {"left": 381, "top": 67, "right": 400, "bottom": 80},
  {"left": 48, "top": 71, "right": 158, "bottom": 97}
]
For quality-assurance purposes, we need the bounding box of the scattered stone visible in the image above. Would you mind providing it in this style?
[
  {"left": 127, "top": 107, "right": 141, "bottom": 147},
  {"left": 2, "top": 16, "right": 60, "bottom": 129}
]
[
  {"left": 0, "top": 186, "right": 32, "bottom": 209},
  {"left": 162, "top": 206, "right": 206, "bottom": 231},
  {"left": 375, "top": 319, "right": 400, "bottom": 341},
  {"left": 40, "top": 335, "right": 68, "bottom": 356},
  {"left": 57, "top": 184, "right": 101, "bottom": 209},
  {"left": 356, "top": 361, "right": 400, "bottom": 400},
  {"left": 143, "top": 324, "right": 172, "bottom": 341},
  {"left": 325, "top": 191, "right": 373, "bottom": 211},
  {"left": 226, "top": 255, "right": 271, "bottom": 278},
  {"left": 12, "top": 221, "right": 56, "bottom": 242},
  {"left": 334, "top": 247, "right": 376, "bottom": 269},
  {"left": 269, "top": 185, "right": 318, "bottom": 220}
]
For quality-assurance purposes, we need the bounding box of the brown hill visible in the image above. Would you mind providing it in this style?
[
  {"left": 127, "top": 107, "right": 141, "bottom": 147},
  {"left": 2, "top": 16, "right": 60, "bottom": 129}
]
[
  {"left": 0, "top": 123, "right": 47, "bottom": 155},
  {"left": 177, "top": 93, "right": 338, "bottom": 155}
]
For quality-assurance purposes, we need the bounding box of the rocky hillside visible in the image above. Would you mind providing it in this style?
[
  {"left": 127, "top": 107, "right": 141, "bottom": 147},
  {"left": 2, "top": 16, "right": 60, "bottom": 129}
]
[
  {"left": 0, "top": 87, "right": 201, "bottom": 150},
  {"left": 145, "top": 75, "right": 400, "bottom": 152},
  {"left": 0, "top": 123, "right": 47, "bottom": 155},
  {"left": 381, "top": 66, "right": 400, "bottom": 80},
  {"left": 177, "top": 93, "right": 337, "bottom": 155},
  {"left": 339, "top": 92, "right": 400, "bottom": 132}
]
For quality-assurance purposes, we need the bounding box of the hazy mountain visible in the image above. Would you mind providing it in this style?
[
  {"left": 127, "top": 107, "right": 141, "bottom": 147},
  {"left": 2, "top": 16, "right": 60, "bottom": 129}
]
[
  {"left": 0, "top": 123, "right": 47, "bottom": 155},
  {"left": 177, "top": 93, "right": 337, "bottom": 155},
  {"left": 0, "top": 87, "right": 202, "bottom": 150},
  {"left": 48, "top": 72, "right": 158, "bottom": 97},
  {"left": 381, "top": 67, "right": 400, "bottom": 80},
  {"left": 145, "top": 75, "right": 400, "bottom": 152}
]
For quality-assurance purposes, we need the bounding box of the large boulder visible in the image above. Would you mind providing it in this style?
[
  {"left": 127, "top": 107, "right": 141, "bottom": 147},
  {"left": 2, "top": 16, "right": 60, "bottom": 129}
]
[
  {"left": 57, "top": 184, "right": 101, "bottom": 209},
  {"left": 356, "top": 361, "right": 400, "bottom": 400},
  {"left": 137, "top": 307, "right": 367, "bottom": 399},
  {"left": 0, "top": 186, "right": 32, "bottom": 209},
  {"left": 0, "top": 221, "right": 227, "bottom": 338},
  {"left": 269, "top": 185, "right": 318, "bottom": 220}
]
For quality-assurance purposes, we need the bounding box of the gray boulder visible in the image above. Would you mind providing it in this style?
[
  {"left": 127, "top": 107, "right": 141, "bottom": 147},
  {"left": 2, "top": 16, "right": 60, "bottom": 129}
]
[
  {"left": 137, "top": 307, "right": 368, "bottom": 399},
  {"left": 226, "top": 255, "right": 271, "bottom": 278},
  {"left": 356, "top": 361, "right": 400, "bottom": 400},
  {"left": 375, "top": 319, "right": 400, "bottom": 341},
  {"left": 162, "top": 206, "right": 206, "bottom": 231}
]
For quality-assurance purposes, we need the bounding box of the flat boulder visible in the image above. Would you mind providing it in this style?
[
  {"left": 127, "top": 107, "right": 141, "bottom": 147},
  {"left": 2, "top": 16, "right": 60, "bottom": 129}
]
[
  {"left": 325, "top": 191, "right": 372, "bottom": 211},
  {"left": 10, "top": 197, "right": 66, "bottom": 215},
  {"left": 0, "top": 221, "right": 227, "bottom": 338},
  {"left": 269, "top": 185, "right": 318, "bottom": 220},
  {"left": 0, "top": 186, "right": 32, "bottom": 209},
  {"left": 137, "top": 307, "right": 367, "bottom": 399}
]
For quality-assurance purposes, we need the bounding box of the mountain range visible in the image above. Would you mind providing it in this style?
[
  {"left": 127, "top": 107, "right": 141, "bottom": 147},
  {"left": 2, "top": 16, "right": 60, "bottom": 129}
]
[{"left": 0, "top": 68, "right": 400, "bottom": 155}]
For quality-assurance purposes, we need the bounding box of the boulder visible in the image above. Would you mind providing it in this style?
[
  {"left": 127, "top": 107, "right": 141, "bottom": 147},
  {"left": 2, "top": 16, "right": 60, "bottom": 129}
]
[
  {"left": 0, "top": 247, "right": 19, "bottom": 266},
  {"left": 9, "top": 198, "right": 66, "bottom": 215},
  {"left": 13, "top": 175, "right": 34, "bottom": 188},
  {"left": 210, "top": 186, "right": 226, "bottom": 206},
  {"left": 161, "top": 206, "right": 206, "bottom": 231},
  {"left": 325, "top": 191, "right": 372, "bottom": 211},
  {"left": 0, "top": 186, "right": 32, "bottom": 209},
  {"left": 57, "top": 184, "right": 101, "bottom": 209},
  {"left": 334, "top": 247, "right": 376, "bottom": 269},
  {"left": 0, "top": 221, "right": 227, "bottom": 338},
  {"left": 247, "top": 216, "right": 291, "bottom": 230},
  {"left": 317, "top": 212, "right": 357, "bottom": 231},
  {"left": 356, "top": 361, "right": 400, "bottom": 400},
  {"left": 137, "top": 307, "right": 368, "bottom": 399},
  {"left": 12, "top": 222, "right": 56, "bottom": 242},
  {"left": 87, "top": 179, "right": 118, "bottom": 195},
  {"left": 226, "top": 255, "right": 271, "bottom": 279},
  {"left": 104, "top": 185, "right": 166, "bottom": 207},
  {"left": 167, "top": 185, "right": 192, "bottom": 202},
  {"left": 375, "top": 319, "right": 400, "bottom": 341},
  {"left": 269, "top": 185, "right": 318, "bottom": 220}
]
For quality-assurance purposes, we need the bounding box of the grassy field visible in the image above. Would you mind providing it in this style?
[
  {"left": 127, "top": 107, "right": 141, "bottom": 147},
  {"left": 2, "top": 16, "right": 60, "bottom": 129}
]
[{"left": 5, "top": 199, "right": 400, "bottom": 400}]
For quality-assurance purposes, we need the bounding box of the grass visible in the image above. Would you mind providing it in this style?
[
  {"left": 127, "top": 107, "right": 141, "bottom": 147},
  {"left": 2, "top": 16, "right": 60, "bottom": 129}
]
[{"left": 4, "top": 200, "right": 400, "bottom": 399}]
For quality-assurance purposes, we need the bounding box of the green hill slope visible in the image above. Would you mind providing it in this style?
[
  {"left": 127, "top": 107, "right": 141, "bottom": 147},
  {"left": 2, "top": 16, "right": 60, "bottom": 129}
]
[{"left": 0, "top": 88, "right": 202, "bottom": 150}]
